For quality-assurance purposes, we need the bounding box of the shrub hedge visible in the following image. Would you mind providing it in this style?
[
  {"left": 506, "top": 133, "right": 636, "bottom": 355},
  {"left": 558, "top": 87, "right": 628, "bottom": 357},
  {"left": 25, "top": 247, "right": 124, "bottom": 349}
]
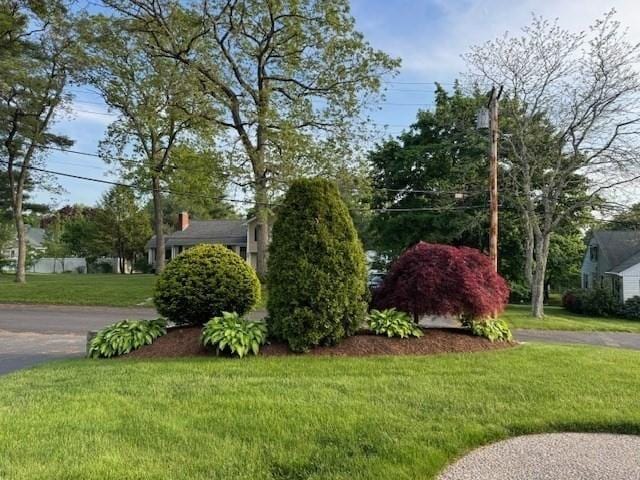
[
  {"left": 562, "top": 288, "right": 618, "bottom": 316},
  {"left": 267, "top": 178, "right": 368, "bottom": 352},
  {"left": 154, "top": 244, "right": 261, "bottom": 325},
  {"left": 621, "top": 296, "right": 640, "bottom": 320}
]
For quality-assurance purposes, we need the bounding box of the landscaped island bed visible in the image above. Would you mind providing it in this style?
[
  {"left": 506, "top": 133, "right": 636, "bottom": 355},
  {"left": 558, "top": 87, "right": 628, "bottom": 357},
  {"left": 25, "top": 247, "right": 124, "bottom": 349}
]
[
  {"left": 124, "top": 326, "right": 514, "bottom": 358},
  {"left": 1, "top": 344, "right": 639, "bottom": 479}
]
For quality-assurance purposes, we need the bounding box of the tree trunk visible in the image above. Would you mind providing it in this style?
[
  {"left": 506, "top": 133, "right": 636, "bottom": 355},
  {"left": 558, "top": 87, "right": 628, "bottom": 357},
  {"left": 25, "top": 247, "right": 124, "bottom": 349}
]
[
  {"left": 255, "top": 178, "right": 269, "bottom": 277},
  {"left": 152, "top": 175, "right": 165, "bottom": 274},
  {"left": 531, "top": 233, "right": 551, "bottom": 318},
  {"left": 13, "top": 208, "right": 26, "bottom": 283},
  {"left": 524, "top": 221, "right": 534, "bottom": 288}
]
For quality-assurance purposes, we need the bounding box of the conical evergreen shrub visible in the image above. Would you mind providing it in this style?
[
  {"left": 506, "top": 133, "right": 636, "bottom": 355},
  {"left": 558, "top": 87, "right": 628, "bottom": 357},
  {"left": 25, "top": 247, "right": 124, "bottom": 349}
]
[{"left": 267, "top": 178, "right": 368, "bottom": 352}]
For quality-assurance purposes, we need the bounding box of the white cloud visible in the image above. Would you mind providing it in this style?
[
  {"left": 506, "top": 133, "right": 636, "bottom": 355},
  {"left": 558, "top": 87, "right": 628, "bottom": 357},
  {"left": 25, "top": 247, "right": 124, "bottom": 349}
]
[{"left": 361, "top": 0, "right": 640, "bottom": 80}]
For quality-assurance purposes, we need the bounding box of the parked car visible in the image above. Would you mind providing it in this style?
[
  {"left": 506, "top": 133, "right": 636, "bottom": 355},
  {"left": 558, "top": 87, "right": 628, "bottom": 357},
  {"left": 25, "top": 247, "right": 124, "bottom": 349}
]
[{"left": 368, "top": 270, "right": 386, "bottom": 291}]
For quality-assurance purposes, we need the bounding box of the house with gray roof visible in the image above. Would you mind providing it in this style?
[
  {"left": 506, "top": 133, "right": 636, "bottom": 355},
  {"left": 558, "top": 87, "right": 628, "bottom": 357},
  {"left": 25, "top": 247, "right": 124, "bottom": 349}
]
[
  {"left": 146, "top": 212, "right": 265, "bottom": 270},
  {"left": 1, "top": 226, "right": 88, "bottom": 274},
  {"left": 581, "top": 230, "right": 640, "bottom": 302},
  {"left": 1, "top": 225, "right": 46, "bottom": 260}
]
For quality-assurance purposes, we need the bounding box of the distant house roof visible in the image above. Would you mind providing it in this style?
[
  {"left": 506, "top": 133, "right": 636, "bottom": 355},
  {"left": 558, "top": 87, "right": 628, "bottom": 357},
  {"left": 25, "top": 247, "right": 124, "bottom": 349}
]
[
  {"left": 592, "top": 230, "right": 640, "bottom": 273},
  {"left": 146, "top": 219, "right": 248, "bottom": 249}
]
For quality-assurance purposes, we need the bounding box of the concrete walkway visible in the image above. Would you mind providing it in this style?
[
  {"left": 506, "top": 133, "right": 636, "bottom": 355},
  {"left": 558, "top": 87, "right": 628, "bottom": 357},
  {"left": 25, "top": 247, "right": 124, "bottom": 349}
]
[{"left": 438, "top": 433, "right": 640, "bottom": 480}]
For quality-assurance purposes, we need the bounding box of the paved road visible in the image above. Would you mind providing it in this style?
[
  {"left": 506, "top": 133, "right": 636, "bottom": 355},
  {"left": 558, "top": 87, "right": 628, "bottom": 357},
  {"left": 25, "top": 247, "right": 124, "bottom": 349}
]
[
  {"left": 0, "top": 304, "right": 157, "bottom": 375},
  {"left": 515, "top": 329, "right": 640, "bottom": 350}
]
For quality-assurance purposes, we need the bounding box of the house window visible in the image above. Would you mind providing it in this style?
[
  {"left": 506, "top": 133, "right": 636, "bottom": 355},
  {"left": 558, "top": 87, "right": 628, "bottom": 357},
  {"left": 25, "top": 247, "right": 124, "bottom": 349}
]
[
  {"left": 240, "top": 246, "right": 247, "bottom": 259},
  {"left": 254, "top": 225, "right": 260, "bottom": 242},
  {"left": 583, "top": 274, "right": 589, "bottom": 289},
  {"left": 165, "top": 248, "right": 172, "bottom": 261},
  {"left": 590, "top": 246, "right": 598, "bottom": 261}
]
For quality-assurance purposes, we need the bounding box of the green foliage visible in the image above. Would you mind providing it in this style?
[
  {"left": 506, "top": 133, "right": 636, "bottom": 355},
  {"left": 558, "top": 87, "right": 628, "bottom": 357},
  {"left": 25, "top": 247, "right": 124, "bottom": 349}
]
[
  {"left": 160, "top": 145, "right": 235, "bottom": 226},
  {"left": 94, "top": 186, "right": 152, "bottom": 267},
  {"left": 368, "top": 87, "right": 488, "bottom": 258},
  {"left": 154, "top": 244, "right": 260, "bottom": 325},
  {"left": 267, "top": 178, "right": 368, "bottom": 352},
  {"left": 201, "top": 312, "right": 267, "bottom": 358},
  {"left": 61, "top": 216, "right": 100, "bottom": 258},
  {"left": 464, "top": 318, "right": 513, "bottom": 342},
  {"left": 620, "top": 296, "right": 640, "bottom": 320},
  {"left": 562, "top": 288, "right": 618, "bottom": 317},
  {"left": 88, "top": 318, "right": 166, "bottom": 358},
  {"left": 546, "top": 232, "right": 584, "bottom": 291},
  {"left": 367, "top": 309, "right": 423, "bottom": 338},
  {"left": 509, "top": 281, "right": 531, "bottom": 304}
]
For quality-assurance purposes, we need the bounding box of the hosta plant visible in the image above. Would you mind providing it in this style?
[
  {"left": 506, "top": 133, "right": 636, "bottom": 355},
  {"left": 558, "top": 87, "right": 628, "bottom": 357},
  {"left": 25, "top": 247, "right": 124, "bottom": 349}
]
[
  {"left": 201, "top": 312, "right": 268, "bottom": 358},
  {"left": 89, "top": 318, "right": 167, "bottom": 358},
  {"left": 464, "top": 318, "right": 513, "bottom": 342},
  {"left": 368, "top": 308, "right": 423, "bottom": 338}
]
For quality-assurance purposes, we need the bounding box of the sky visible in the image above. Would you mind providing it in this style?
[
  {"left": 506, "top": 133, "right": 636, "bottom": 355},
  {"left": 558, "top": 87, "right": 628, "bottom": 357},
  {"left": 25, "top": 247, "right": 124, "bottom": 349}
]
[{"left": 37, "top": 0, "right": 640, "bottom": 208}]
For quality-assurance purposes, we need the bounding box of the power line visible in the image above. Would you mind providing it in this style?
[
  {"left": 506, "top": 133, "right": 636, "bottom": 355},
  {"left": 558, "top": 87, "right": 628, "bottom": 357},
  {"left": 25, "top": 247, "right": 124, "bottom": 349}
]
[
  {"left": 0, "top": 159, "right": 261, "bottom": 206},
  {"left": 37, "top": 144, "right": 496, "bottom": 198}
]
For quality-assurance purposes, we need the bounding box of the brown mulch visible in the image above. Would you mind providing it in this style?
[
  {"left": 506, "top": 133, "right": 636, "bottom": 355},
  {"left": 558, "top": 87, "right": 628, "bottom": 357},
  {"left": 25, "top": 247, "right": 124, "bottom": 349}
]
[{"left": 124, "top": 326, "right": 516, "bottom": 359}]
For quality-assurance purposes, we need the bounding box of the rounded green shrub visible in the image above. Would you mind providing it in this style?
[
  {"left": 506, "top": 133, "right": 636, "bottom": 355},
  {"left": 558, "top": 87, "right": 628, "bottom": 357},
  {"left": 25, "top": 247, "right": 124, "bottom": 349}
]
[
  {"left": 621, "top": 296, "right": 640, "bottom": 320},
  {"left": 154, "top": 244, "right": 261, "bottom": 325},
  {"left": 267, "top": 178, "right": 368, "bottom": 352}
]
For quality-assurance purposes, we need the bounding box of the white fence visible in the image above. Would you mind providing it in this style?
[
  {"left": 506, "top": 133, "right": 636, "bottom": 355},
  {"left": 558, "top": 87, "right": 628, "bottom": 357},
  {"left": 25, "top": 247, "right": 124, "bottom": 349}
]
[{"left": 30, "top": 257, "right": 87, "bottom": 273}]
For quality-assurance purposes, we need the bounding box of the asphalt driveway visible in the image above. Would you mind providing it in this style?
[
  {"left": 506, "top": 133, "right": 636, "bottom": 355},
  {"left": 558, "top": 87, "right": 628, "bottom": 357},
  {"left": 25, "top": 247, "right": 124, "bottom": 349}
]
[{"left": 0, "top": 304, "right": 156, "bottom": 375}]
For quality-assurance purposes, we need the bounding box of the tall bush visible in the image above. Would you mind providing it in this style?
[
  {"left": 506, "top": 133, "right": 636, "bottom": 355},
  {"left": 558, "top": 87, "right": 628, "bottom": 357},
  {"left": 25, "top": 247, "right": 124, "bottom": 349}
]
[
  {"left": 562, "top": 288, "right": 618, "bottom": 317},
  {"left": 154, "top": 244, "right": 261, "bottom": 325},
  {"left": 267, "top": 178, "right": 368, "bottom": 352},
  {"left": 373, "top": 242, "right": 509, "bottom": 320}
]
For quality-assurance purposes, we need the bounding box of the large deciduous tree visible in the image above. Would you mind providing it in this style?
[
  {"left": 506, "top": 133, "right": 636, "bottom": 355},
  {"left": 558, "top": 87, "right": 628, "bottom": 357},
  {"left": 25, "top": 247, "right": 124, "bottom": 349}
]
[
  {"left": 78, "top": 15, "right": 212, "bottom": 273},
  {"left": 369, "top": 85, "right": 488, "bottom": 258},
  {"left": 103, "top": 0, "right": 399, "bottom": 275},
  {"left": 0, "top": 1, "right": 74, "bottom": 282},
  {"left": 465, "top": 11, "right": 640, "bottom": 317}
]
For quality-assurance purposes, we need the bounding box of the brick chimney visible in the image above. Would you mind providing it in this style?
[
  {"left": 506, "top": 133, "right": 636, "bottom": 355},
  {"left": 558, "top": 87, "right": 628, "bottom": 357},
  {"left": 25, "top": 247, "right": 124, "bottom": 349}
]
[{"left": 178, "top": 211, "right": 189, "bottom": 231}]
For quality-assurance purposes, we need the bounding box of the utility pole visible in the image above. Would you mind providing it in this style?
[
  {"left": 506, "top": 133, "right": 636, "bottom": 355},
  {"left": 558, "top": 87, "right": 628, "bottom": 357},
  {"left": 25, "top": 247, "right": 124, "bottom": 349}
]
[{"left": 487, "top": 85, "right": 502, "bottom": 272}]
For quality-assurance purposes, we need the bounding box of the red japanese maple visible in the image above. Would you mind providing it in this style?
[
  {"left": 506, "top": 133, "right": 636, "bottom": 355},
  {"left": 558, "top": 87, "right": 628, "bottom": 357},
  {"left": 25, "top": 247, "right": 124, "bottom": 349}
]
[{"left": 372, "top": 242, "right": 510, "bottom": 320}]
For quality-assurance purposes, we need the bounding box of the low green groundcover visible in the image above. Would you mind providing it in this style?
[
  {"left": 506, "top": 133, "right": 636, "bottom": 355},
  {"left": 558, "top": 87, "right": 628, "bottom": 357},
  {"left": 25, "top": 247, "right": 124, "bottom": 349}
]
[{"left": 0, "top": 344, "right": 639, "bottom": 479}]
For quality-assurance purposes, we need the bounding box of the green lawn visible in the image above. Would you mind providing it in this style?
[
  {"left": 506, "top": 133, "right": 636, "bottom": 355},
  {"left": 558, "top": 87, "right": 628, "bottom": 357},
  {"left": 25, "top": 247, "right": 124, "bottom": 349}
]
[
  {"left": 0, "top": 273, "right": 156, "bottom": 307},
  {"left": 1, "top": 344, "right": 639, "bottom": 479},
  {"left": 502, "top": 304, "right": 640, "bottom": 333}
]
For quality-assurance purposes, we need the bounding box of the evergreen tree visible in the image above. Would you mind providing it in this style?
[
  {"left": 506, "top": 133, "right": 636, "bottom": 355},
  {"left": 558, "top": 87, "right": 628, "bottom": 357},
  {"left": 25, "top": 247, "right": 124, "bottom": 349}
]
[{"left": 267, "top": 178, "right": 367, "bottom": 352}]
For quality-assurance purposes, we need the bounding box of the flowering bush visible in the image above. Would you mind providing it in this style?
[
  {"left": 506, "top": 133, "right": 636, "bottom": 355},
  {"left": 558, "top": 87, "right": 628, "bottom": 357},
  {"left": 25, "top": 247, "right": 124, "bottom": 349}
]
[{"left": 372, "top": 242, "right": 509, "bottom": 320}]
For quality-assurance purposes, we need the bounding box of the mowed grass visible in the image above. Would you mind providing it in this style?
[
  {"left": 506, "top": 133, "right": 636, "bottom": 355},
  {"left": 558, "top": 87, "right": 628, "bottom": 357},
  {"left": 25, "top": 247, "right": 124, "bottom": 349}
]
[
  {"left": 0, "top": 274, "right": 156, "bottom": 307},
  {"left": 1, "top": 344, "right": 640, "bottom": 479},
  {"left": 502, "top": 304, "right": 640, "bottom": 333}
]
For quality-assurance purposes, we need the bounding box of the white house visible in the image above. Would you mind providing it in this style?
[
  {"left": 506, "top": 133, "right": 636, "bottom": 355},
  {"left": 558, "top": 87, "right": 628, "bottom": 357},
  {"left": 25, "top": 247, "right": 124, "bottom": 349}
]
[
  {"left": 146, "top": 212, "right": 267, "bottom": 270},
  {"left": 1, "top": 225, "right": 88, "bottom": 274},
  {"left": 581, "top": 230, "right": 640, "bottom": 302}
]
